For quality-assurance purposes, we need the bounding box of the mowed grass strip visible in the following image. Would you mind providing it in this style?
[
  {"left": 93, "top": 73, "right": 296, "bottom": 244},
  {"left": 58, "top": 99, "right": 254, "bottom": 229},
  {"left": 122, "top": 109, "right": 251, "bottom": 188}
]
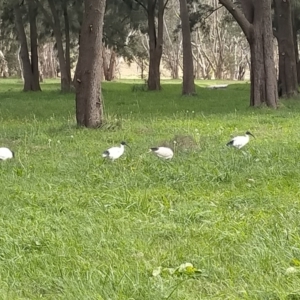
[{"left": 0, "top": 79, "right": 300, "bottom": 299}]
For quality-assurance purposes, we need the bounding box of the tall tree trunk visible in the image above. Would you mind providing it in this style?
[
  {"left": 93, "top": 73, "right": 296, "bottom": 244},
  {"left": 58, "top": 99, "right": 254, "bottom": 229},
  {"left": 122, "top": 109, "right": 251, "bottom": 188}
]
[
  {"left": 102, "top": 46, "right": 116, "bottom": 81},
  {"left": 293, "top": 29, "right": 300, "bottom": 85},
  {"left": 148, "top": 47, "right": 161, "bottom": 90},
  {"left": 14, "top": 4, "right": 34, "bottom": 91},
  {"left": 179, "top": 0, "right": 195, "bottom": 95},
  {"left": 28, "top": 0, "right": 41, "bottom": 91},
  {"left": 219, "top": 0, "right": 278, "bottom": 108},
  {"left": 62, "top": 0, "right": 72, "bottom": 85},
  {"left": 274, "top": 0, "right": 298, "bottom": 97},
  {"left": 74, "top": 0, "right": 106, "bottom": 128},
  {"left": 237, "top": 64, "right": 246, "bottom": 80},
  {"left": 291, "top": 4, "right": 300, "bottom": 84},
  {"left": 36, "top": 0, "right": 71, "bottom": 91},
  {"left": 250, "top": 0, "right": 278, "bottom": 107},
  {"left": 17, "top": 46, "right": 24, "bottom": 80},
  {"left": 102, "top": 47, "right": 116, "bottom": 81},
  {"left": 47, "top": 0, "right": 70, "bottom": 92},
  {"left": 148, "top": 0, "right": 160, "bottom": 90},
  {"left": 102, "top": 47, "right": 109, "bottom": 80},
  {"left": 147, "top": 0, "right": 166, "bottom": 90},
  {"left": 107, "top": 49, "right": 116, "bottom": 81},
  {"left": 141, "top": 60, "right": 145, "bottom": 79}
]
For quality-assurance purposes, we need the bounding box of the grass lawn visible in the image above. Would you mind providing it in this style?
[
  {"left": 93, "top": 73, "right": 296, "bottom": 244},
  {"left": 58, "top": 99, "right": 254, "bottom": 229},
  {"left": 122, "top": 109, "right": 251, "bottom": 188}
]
[{"left": 1, "top": 78, "right": 300, "bottom": 299}]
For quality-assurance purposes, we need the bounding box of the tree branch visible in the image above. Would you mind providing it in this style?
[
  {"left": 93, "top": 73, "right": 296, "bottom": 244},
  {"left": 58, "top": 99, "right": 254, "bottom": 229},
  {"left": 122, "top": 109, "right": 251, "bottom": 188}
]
[
  {"left": 133, "top": 0, "right": 148, "bottom": 12},
  {"left": 218, "top": 0, "right": 252, "bottom": 41},
  {"left": 201, "top": 48, "right": 216, "bottom": 74},
  {"left": 204, "top": 5, "right": 223, "bottom": 20},
  {"left": 121, "top": 15, "right": 130, "bottom": 24},
  {"left": 163, "top": 0, "right": 169, "bottom": 11}
]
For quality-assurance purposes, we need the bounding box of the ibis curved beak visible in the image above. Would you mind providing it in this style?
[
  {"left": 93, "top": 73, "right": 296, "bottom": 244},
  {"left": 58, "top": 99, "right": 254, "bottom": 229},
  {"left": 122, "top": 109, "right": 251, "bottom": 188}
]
[{"left": 247, "top": 132, "right": 255, "bottom": 138}]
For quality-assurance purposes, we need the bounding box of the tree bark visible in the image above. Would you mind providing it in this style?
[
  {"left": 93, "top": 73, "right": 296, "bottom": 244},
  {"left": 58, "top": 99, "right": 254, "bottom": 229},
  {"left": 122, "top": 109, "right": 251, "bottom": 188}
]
[
  {"left": 102, "top": 47, "right": 116, "bottom": 81},
  {"left": 74, "top": 0, "right": 106, "bottom": 128},
  {"left": 179, "top": 0, "right": 195, "bottom": 95},
  {"left": 274, "top": 0, "right": 298, "bottom": 98},
  {"left": 147, "top": 0, "right": 167, "bottom": 90},
  {"left": 14, "top": 4, "right": 34, "bottom": 91},
  {"left": 102, "top": 47, "right": 109, "bottom": 80},
  {"left": 251, "top": 0, "right": 278, "bottom": 107},
  {"left": 219, "top": 0, "right": 278, "bottom": 108},
  {"left": 47, "top": 0, "right": 70, "bottom": 92},
  {"left": 14, "top": 3, "right": 41, "bottom": 92},
  {"left": 107, "top": 49, "right": 116, "bottom": 81},
  {"left": 28, "top": 0, "right": 41, "bottom": 91},
  {"left": 62, "top": 0, "right": 72, "bottom": 85},
  {"left": 17, "top": 46, "right": 24, "bottom": 80},
  {"left": 293, "top": 29, "right": 300, "bottom": 85},
  {"left": 291, "top": 2, "right": 300, "bottom": 84},
  {"left": 147, "top": 0, "right": 161, "bottom": 90},
  {"left": 35, "top": 0, "right": 71, "bottom": 91},
  {"left": 237, "top": 64, "right": 246, "bottom": 80}
]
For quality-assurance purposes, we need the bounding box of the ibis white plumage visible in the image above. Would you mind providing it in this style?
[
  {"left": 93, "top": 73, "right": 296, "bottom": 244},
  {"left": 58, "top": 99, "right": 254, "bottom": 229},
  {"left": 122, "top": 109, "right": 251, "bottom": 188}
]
[
  {"left": 226, "top": 131, "right": 255, "bottom": 149},
  {"left": 102, "top": 141, "right": 129, "bottom": 161},
  {"left": 0, "top": 147, "right": 14, "bottom": 160},
  {"left": 149, "top": 147, "right": 174, "bottom": 160}
]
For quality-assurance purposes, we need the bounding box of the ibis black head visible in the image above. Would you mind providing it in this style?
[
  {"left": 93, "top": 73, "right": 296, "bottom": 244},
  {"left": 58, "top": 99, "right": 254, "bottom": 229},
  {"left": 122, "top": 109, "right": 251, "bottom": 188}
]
[
  {"left": 121, "top": 141, "right": 131, "bottom": 149},
  {"left": 150, "top": 147, "right": 159, "bottom": 152},
  {"left": 246, "top": 131, "right": 255, "bottom": 138}
]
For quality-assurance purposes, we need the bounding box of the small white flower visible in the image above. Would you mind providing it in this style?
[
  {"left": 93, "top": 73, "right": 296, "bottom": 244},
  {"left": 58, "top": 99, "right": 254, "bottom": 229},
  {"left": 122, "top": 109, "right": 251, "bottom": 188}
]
[{"left": 70, "top": 135, "right": 74, "bottom": 138}]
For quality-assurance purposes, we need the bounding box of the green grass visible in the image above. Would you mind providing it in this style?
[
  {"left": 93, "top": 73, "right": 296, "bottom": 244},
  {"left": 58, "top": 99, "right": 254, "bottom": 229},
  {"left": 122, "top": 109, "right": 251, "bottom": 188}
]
[{"left": 1, "top": 78, "right": 300, "bottom": 299}]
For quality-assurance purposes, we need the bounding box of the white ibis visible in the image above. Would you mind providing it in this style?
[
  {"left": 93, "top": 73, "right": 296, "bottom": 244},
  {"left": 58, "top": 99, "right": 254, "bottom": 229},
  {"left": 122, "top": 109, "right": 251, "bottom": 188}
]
[
  {"left": 102, "top": 141, "right": 129, "bottom": 161},
  {"left": 0, "top": 147, "right": 14, "bottom": 160},
  {"left": 226, "top": 131, "right": 255, "bottom": 149},
  {"left": 149, "top": 147, "right": 174, "bottom": 160}
]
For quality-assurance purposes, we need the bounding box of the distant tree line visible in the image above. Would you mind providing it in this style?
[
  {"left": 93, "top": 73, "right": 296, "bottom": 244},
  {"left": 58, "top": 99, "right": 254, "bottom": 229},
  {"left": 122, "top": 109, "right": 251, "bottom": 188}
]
[{"left": 0, "top": 0, "right": 299, "bottom": 126}]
